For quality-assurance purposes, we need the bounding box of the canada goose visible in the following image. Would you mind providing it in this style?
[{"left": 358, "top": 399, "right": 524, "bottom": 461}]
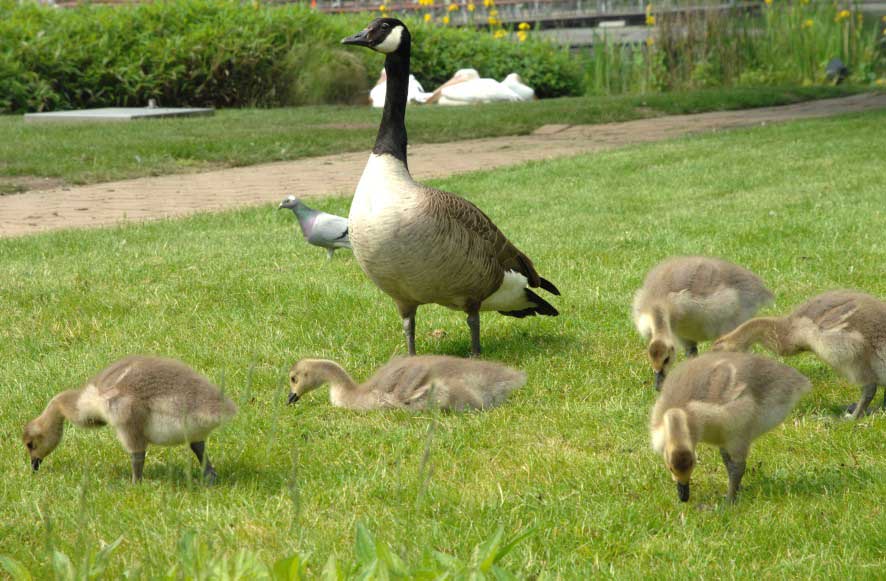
[
  {"left": 341, "top": 18, "right": 560, "bottom": 356},
  {"left": 650, "top": 352, "right": 810, "bottom": 503},
  {"left": 22, "top": 356, "right": 237, "bottom": 483},
  {"left": 712, "top": 290, "right": 886, "bottom": 419},
  {"left": 633, "top": 256, "right": 773, "bottom": 389},
  {"left": 279, "top": 195, "right": 351, "bottom": 259},
  {"left": 287, "top": 355, "right": 525, "bottom": 411}
]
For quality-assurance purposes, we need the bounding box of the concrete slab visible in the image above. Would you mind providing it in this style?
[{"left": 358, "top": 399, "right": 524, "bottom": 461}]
[{"left": 24, "top": 107, "right": 215, "bottom": 123}]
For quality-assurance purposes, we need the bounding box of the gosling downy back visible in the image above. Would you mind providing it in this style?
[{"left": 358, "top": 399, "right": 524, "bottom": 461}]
[
  {"left": 288, "top": 355, "right": 526, "bottom": 411},
  {"left": 650, "top": 352, "right": 810, "bottom": 502}
]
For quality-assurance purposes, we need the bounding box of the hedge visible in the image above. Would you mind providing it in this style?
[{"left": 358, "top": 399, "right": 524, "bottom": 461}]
[{"left": 0, "top": 0, "right": 583, "bottom": 113}]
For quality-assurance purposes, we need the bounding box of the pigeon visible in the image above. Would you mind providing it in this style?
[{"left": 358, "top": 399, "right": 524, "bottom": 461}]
[{"left": 278, "top": 195, "right": 351, "bottom": 259}]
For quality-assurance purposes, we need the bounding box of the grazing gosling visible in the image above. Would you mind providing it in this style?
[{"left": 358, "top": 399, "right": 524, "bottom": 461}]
[
  {"left": 713, "top": 290, "right": 886, "bottom": 419},
  {"left": 633, "top": 256, "right": 773, "bottom": 389},
  {"left": 287, "top": 355, "right": 525, "bottom": 411},
  {"left": 22, "top": 356, "right": 237, "bottom": 483},
  {"left": 651, "top": 352, "right": 810, "bottom": 503}
]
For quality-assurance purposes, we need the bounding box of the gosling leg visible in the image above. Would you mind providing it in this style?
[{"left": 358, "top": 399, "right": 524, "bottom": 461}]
[
  {"left": 848, "top": 383, "right": 878, "bottom": 420},
  {"left": 720, "top": 448, "right": 746, "bottom": 503},
  {"left": 190, "top": 441, "right": 218, "bottom": 484},
  {"left": 466, "top": 308, "right": 481, "bottom": 357},
  {"left": 131, "top": 451, "right": 146, "bottom": 484},
  {"left": 686, "top": 343, "right": 699, "bottom": 358}
]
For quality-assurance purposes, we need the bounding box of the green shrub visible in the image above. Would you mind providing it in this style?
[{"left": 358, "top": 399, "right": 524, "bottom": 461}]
[{"left": 0, "top": 1, "right": 582, "bottom": 113}]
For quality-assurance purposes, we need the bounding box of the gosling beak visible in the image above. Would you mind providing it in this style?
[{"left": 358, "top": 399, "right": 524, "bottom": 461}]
[
  {"left": 31, "top": 457, "right": 42, "bottom": 472},
  {"left": 677, "top": 481, "right": 690, "bottom": 502},
  {"left": 341, "top": 29, "right": 372, "bottom": 47},
  {"left": 654, "top": 370, "right": 665, "bottom": 391},
  {"left": 287, "top": 392, "right": 300, "bottom": 405}
]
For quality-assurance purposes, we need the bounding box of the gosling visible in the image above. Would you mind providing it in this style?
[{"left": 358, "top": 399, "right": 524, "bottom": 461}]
[
  {"left": 287, "top": 355, "right": 526, "bottom": 411},
  {"left": 713, "top": 290, "right": 886, "bottom": 419},
  {"left": 633, "top": 256, "right": 773, "bottom": 389},
  {"left": 22, "top": 356, "right": 237, "bottom": 483},
  {"left": 651, "top": 352, "right": 810, "bottom": 503}
]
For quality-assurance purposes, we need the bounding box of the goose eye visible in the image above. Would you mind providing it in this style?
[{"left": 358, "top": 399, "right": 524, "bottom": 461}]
[{"left": 381, "top": 22, "right": 390, "bottom": 30}]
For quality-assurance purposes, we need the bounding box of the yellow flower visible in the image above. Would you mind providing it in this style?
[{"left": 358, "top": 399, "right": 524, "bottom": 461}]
[
  {"left": 875, "top": 78, "right": 886, "bottom": 87},
  {"left": 646, "top": 36, "right": 654, "bottom": 47},
  {"left": 518, "top": 22, "right": 530, "bottom": 31},
  {"left": 467, "top": 3, "right": 475, "bottom": 10},
  {"left": 835, "top": 9, "right": 850, "bottom": 22},
  {"left": 517, "top": 30, "right": 527, "bottom": 42},
  {"left": 801, "top": 18, "right": 813, "bottom": 29},
  {"left": 489, "top": 8, "right": 498, "bottom": 16},
  {"left": 443, "top": 15, "right": 450, "bottom": 24},
  {"left": 448, "top": 3, "right": 458, "bottom": 10},
  {"left": 488, "top": 16, "right": 498, "bottom": 25},
  {"left": 483, "top": 0, "right": 493, "bottom": 7},
  {"left": 424, "top": 13, "right": 432, "bottom": 22},
  {"left": 764, "top": 0, "right": 771, "bottom": 5},
  {"left": 493, "top": 29, "right": 507, "bottom": 39},
  {"left": 646, "top": 14, "right": 656, "bottom": 26},
  {"left": 379, "top": 4, "right": 386, "bottom": 11}
]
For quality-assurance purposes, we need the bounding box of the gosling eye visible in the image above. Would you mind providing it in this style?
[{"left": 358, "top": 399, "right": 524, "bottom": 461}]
[
  {"left": 290, "top": 375, "right": 297, "bottom": 383},
  {"left": 663, "top": 356, "right": 671, "bottom": 366},
  {"left": 26, "top": 442, "right": 34, "bottom": 450}
]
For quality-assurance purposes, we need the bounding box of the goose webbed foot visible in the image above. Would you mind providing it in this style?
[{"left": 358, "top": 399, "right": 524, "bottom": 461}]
[
  {"left": 466, "top": 309, "right": 481, "bottom": 357},
  {"left": 131, "top": 451, "right": 146, "bottom": 484}
]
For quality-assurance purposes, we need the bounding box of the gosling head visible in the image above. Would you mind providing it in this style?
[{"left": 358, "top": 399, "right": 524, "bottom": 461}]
[
  {"left": 648, "top": 339, "right": 676, "bottom": 390},
  {"left": 341, "top": 18, "right": 410, "bottom": 55},
  {"left": 664, "top": 446, "right": 696, "bottom": 502},
  {"left": 22, "top": 419, "right": 63, "bottom": 472},
  {"left": 287, "top": 359, "right": 328, "bottom": 405}
]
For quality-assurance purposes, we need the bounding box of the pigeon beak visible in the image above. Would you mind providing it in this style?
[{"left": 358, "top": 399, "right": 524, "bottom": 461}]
[
  {"left": 654, "top": 370, "right": 665, "bottom": 391},
  {"left": 287, "top": 392, "right": 300, "bottom": 405},
  {"left": 677, "top": 481, "right": 690, "bottom": 502},
  {"left": 31, "top": 457, "right": 42, "bottom": 472}
]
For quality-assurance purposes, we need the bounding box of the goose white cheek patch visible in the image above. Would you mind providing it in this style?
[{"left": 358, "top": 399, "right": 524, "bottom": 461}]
[{"left": 374, "top": 26, "right": 404, "bottom": 54}]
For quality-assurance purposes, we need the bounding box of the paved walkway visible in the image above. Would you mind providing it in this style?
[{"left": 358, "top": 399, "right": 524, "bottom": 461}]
[{"left": 2, "top": 92, "right": 884, "bottom": 238}]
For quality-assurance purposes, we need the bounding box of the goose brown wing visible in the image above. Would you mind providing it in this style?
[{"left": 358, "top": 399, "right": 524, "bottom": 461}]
[{"left": 424, "top": 187, "right": 554, "bottom": 292}]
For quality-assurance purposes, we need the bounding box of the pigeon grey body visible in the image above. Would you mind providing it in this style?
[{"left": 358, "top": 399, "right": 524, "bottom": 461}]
[{"left": 279, "top": 195, "right": 351, "bottom": 259}]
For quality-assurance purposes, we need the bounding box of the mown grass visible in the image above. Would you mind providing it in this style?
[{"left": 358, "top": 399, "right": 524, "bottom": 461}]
[
  {"left": 1, "top": 109, "right": 885, "bottom": 577},
  {"left": 0, "top": 85, "right": 862, "bottom": 190}
]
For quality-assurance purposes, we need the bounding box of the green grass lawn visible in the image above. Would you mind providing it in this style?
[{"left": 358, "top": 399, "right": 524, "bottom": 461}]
[
  {"left": 0, "top": 85, "right": 862, "bottom": 193},
  {"left": 1, "top": 108, "right": 885, "bottom": 578}
]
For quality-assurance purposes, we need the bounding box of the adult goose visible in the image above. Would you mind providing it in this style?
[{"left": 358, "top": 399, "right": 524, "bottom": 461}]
[{"left": 341, "top": 18, "right": 560, "bottom": 356}]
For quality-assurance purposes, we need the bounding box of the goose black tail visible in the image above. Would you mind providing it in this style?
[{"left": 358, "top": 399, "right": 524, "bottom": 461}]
[
  {"left": 499, "top": 289, "right": 559, "bottom": 318},
  {"left": 539, "top": 277, "right": 560, "bottom": 296}
]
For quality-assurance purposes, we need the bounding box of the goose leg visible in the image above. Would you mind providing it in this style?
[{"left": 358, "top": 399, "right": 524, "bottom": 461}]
[
  {"left": 190, "top": 441, "right": 218, "bottom": 484},
  {"left": 848, "top": 383, "right": 877, "bottom": 420},
  {"left": 398, "top": 304, "right": 418, "bottom": 356},
  {"left": 466, "top": 307, "right": 481, "bottom": 357},
  {"left": 131, "top": 451, "right": 146, "bottom": 484},
  {"left": 720, "top": 448, "right": 746, "bottom": 503}
]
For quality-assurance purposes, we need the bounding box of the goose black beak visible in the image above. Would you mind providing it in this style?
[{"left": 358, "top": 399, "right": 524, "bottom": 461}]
[
  {"left": 31, "top": 457, "right": 42, "bottom": 472},
  {"left": 287, "top": 392, "right": 300, "bottom": 405},
  {"left": 677, "top": 481, "right": 690, "bottom": 502},
  {"left": 341, "top": 29, "right": 372, "bottom": 47},
  {"left": 654, "top": 370, "right": 665, "bottom": 391}
]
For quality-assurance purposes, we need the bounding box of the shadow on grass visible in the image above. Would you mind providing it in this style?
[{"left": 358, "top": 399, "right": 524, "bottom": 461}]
[
  {"left": 428, "top": 327, "right": 569, "bottom": 359},
  {"left": 750, "top": 464, "right": 880, "bottom": 499}
]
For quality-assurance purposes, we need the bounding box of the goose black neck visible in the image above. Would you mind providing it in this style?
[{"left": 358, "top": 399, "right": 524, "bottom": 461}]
[{"left": 374, "top": 48, "right": 410, "bottom": 165}]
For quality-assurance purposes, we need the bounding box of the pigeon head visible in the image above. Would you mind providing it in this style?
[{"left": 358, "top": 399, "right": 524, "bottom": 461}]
[{"left": 278, "top": 195, "right": 301, "bottom": 211}]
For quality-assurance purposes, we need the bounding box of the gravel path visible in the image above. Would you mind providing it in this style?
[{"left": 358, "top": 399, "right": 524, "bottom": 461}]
[{"left": 2, "top": 92, "right": 884, "bottom": 238}]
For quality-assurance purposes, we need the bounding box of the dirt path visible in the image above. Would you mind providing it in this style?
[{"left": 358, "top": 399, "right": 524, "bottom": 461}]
[{"left": 2, "top": 92, "right": 884, "bottom": 238}]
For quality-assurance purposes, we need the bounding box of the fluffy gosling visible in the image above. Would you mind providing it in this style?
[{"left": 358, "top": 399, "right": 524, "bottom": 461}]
[
  {"left": 713, "top": 290, "right": 886, "bottom": 419},
  {"left": 22, "top": 356, "right": 237, "bottom": 483},
  {"left": 650, "top": 352, "right": 810, "bottom": 503},
  {"left": 633, "top": 256, "right": 773, "bottom": 389},
  {"left": 287, "top": 355, "right": 525, "bottom": 411}
]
